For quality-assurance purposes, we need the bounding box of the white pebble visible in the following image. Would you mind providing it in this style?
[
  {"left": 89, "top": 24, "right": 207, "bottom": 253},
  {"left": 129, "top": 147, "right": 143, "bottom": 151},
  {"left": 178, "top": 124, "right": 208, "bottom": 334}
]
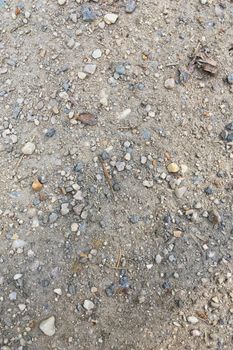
[
  {"left": 92, "top": 49, "right": 102, "bottom": 59},
  {"left": 39, "top": 316, "right": 56, "bottom": 336},
  {"left": 14, "top": 273, "right": 22, "bottom": 280},
  {"left": 78, "top": 71, "right": 87, "bottom": 80},
  {"left": 104, "top": 13, "right": 118, "bottom": 24},
  {"left": 83, "top": 299, "right": 95, "bottom": 311},
  {"left": 58, "top": 0, "right": 66, "bottom": 5},
  {"left": 187, "top": 316, "right": 199, "bottom": 324},
  {"left": 54, "top": 288, "right": 62, "bottom": 295},
  {"left": 21, "top": 142, "right": 35, "bottom": 155}
]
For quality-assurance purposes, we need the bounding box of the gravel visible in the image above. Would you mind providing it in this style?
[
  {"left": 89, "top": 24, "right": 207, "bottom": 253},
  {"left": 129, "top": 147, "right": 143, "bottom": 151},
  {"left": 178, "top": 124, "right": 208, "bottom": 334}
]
[{"left": 1, "top": 1, "right": 233, "bottom": 349}]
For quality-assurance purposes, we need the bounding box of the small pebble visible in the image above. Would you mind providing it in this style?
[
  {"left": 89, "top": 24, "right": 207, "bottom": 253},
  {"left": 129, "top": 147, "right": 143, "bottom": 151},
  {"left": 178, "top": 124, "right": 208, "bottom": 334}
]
[
  {"left": 125, "top": 0, "right": 136, "bottom": 13},
  {"left": 155, "top": 254, "right": 162, "bottom": 264},
  {"left": 21, "top": 142, "right": 35, "bottom": 155},
  {"left": 175, "top": 187, "right": 187, "bottom": 198},
  {"left": 58, "top": 0, "right": 66, "bottom": 5},
  {"left": 71, "top": 223, "right": 79, "bottom": 232},
  {"left": 84, "top": 64, "right": 97, "bottom": 75},
  {"left": 54, "top": 288, "right": 62, "bottom": 295},
  {"left": 167, "top": 163, "right": 180, "bottom": 173},
  {"left": 164, "top": 78, "right": 175, "bottom": 90},
  {"left": 143, "top": 180, "right": 153, "bottom": 188},
  {"left": 32, "top": 179, "right": 43, "bottom": 192},
  {"left": 78, "top": 71, "right": 87, "bottom": 80},
  {"left": 116, "top": 161, "right": 125, "bottom": 172},
  {"left": 191, "top": 329, "right": 201, "bottom": 337},
  {"left": 104, "top": 13, "right": 118, "bottom": 24},
  {"left": 9, "top": 291, "right": 17, "bottom": 300},
  {"left": 82, "top": 6, "right": 96, "bottom": 22},
  {"left": 225, "top": 122, "right": 233, "bottom": 131},
  {"left": 187, "top": 316, "right": 199, "bottom": 324},
  {"left": 83, "top": 299, "right": 95, "bottom": 311},
  {"left": 92, "top": 49, "right": 102, "bottom": 59},
  {"left": 39, "top": 316, "right": 56, "bottom": 336},
  {"left": 45, "top": 128, "right": 56, "bottom": 138}
]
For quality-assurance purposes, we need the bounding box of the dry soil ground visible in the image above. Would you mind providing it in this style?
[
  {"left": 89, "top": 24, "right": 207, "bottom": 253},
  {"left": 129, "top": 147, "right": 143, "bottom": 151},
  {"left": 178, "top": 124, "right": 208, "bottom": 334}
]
[{"left": 0, "top": 0, "right": 233, "bottom": 349}]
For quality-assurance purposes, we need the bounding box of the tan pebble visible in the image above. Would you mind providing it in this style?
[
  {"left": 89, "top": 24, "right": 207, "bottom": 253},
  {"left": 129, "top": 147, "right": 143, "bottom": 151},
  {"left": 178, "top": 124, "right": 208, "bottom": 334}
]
[
  {"left": 173, "top": 230, "right": 182, "bottom": 238},
  {"left": 32, "top": 180, "right": 43, "bottom": 192},
  {"left": 167, "top": 162, "right": 180, "bottom": 173}
]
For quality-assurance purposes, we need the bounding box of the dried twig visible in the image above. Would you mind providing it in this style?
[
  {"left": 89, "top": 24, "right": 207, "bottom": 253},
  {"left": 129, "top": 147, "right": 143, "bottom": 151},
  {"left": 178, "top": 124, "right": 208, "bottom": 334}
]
[{"left": 98, "top": 156, "right": 115, "bottom": 199}]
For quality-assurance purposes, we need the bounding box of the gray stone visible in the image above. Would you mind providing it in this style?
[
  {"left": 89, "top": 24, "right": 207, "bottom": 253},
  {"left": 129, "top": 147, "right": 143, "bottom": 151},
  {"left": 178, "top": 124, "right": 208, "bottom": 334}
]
[
  {"left": 125, "top": 0, "right": 136, "bottom": 13},
  {"left": 84, "top": 64, "right": 97, "bottom": 75}
]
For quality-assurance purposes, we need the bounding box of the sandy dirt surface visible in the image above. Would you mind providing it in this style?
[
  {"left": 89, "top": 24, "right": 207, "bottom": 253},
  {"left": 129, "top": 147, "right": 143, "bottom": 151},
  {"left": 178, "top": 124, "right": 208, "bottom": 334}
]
[{"left": 0, "top": 0, "right": 233, "bottom": 349}]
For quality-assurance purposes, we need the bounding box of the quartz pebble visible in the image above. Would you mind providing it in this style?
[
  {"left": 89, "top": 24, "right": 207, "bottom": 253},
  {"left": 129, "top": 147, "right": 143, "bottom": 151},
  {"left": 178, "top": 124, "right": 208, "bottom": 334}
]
[
  {"left": 187, "top": 316, "right": 199, "bottom": 324},
  {"left": 92, "top": 49, "right": 102, "bottom": 59},
  {"left": 83, "top": 299, "right": 95, "bottom": 311},
  {"left": 54, "top": 288, "right": 62, "bottom": 295},
  {"left": 104, "top": 13, "right": 118, "bottom": 24},
  {"left": 39, "top": 316, "right": 56, "bottom": 336},
  {"left": 21, "top": 142, "right": 35, "bottom": 155}
]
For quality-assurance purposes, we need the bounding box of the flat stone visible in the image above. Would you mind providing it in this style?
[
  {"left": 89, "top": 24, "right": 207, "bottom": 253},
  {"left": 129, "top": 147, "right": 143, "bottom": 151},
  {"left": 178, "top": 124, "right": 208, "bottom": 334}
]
[
  {"left": 39, "top": 316, "right": 56, "bottom": 336},
  {"left": 104, "top": 13, "right": 118, "bottom": 24},
  {"left": 167, "top": 163, "right": 180, "bottom": 173},
  {"left": 21, "top": 142, "right": 35, "bottom": 155},
  {"left": 84, "top": 64, "right": 97, "bottom": 75},
  {"left": 83, "top": 299, "right": 95, "bottom": 311},
  {"left": 187, "top": 316, "right": 199, "bottom": 324}
]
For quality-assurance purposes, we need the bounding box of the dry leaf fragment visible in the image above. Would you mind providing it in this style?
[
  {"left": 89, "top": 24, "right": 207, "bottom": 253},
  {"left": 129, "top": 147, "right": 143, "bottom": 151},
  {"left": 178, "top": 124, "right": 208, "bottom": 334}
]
[
  {"left": 196, "top": 52, "right": 218, "bottom": 75},
  {"left": 75, "top": 112, "right": 97, "bottom": 126},
  {"left": 196, "top": 311, "right": 208, "bottom": 320},
  {"left": 15, "top": 7, "right": 21, "bottom": 16}
]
